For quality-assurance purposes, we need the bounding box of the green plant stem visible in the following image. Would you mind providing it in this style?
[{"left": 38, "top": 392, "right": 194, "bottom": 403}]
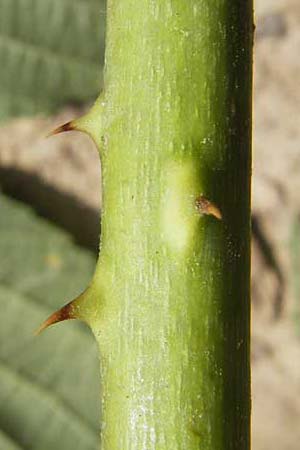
[{"left": 79, "top": 1, "right": 252, "bottom": 448}]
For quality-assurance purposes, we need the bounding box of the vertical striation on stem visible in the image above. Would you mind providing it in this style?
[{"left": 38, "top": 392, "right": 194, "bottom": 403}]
[
  {"left": 43, "top": 1, "right": 253, "bottom": 449},
  {"left": 91, "top": 0, "right": 253, "bottom": 448}
]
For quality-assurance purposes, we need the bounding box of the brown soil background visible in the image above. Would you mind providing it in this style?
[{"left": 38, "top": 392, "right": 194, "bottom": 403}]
[{"left": 0, "top": 0, "right": 299, "bottom": 448}]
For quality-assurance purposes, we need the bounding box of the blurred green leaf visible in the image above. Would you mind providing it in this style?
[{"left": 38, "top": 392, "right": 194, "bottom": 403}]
[
  {"left": 0, "top": 0, "right": 105, "bottom": 120},
  {"left": 0, "top": 194, "right": 99, "bottom": 449}
]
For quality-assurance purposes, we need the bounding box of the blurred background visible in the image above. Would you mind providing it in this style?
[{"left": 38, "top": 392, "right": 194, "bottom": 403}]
[{"left": 0, "top": 0, "right": 299, "bottom": 449}]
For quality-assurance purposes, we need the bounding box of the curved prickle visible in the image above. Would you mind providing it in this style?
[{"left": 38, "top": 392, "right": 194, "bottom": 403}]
[{"left": 36, "top": 288, "right": 92, "bottom": 335}]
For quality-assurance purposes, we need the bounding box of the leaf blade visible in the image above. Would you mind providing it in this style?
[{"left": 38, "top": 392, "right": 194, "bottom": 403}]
[
  {"left": 0, "top": 195, "right": 99, "bottom": 449},
  {"left": 0, "top": 0, "right": 105, "bottom": 120}
]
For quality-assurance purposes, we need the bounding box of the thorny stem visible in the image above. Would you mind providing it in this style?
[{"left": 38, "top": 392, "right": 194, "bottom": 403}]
[{"left": 42, "top": 1, "right": 253, "bottom": 449}]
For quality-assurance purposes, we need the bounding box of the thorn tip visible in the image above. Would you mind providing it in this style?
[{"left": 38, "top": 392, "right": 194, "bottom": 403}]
[
  {"left": 47, "top": 121, "right": 75, "bottom": 138},
  {"left": 35, "top": 301, "right": 76, "bottom": 336},
  {"left": 195, "top": 195, "right": 222, "bottom": 220}
]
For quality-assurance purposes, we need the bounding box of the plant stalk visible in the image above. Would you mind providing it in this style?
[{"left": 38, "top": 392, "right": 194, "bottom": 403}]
[{"left": 48, "top": 1, "right": 253, "bottom": 449}]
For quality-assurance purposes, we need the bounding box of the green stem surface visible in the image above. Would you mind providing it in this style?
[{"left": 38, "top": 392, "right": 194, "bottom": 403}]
[{"left": 89, "top": 1, "right": 253, "bottom": 449}]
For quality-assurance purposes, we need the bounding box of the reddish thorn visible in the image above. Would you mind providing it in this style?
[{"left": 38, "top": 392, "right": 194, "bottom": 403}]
[
  {"left": 35, "top": 301, "right": 76, "bottom": 336},
  {"left": 46, "top": 121, "right": 75, "bottom": 138},
  {"left": 195, "top": 195, "right": 222, "bottom": 220}
]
